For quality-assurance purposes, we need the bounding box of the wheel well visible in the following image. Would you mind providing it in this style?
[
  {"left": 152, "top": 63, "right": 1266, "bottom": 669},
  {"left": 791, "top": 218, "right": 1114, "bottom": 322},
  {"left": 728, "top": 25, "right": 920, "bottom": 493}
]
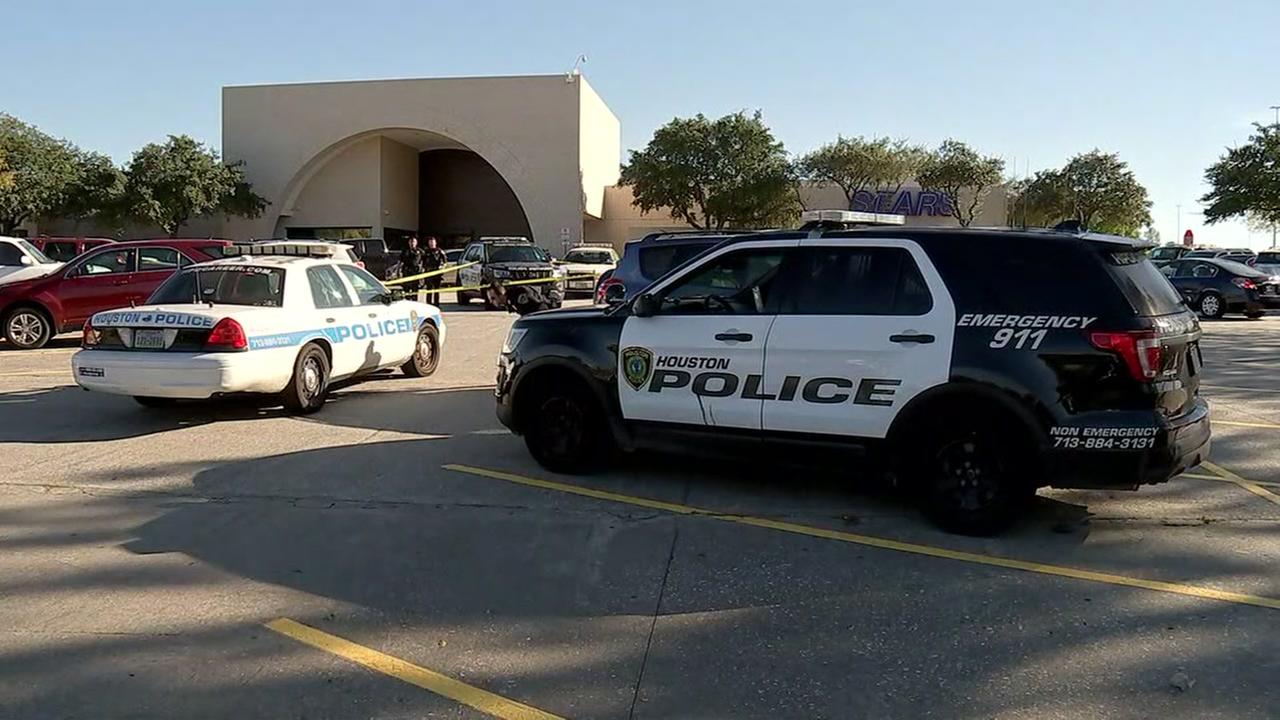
[
  {"left": 512, "top": 364, "right": 596, "bottom": 433},
  {"left": 886, "top": 385, "right": 1046, "bottom": 463},
  {"left": 304, "top": 338, "right": 333, "bottom": 366}
]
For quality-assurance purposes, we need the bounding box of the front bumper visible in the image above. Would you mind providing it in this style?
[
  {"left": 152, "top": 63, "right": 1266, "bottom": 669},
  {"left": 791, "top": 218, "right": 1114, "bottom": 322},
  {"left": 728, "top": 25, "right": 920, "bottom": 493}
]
[
  {"left": 72, "top": 349, "right": 288, "bottom": 399},
  {"left": 1045, "top": 399, "right": 1211, "bottom": 490}
]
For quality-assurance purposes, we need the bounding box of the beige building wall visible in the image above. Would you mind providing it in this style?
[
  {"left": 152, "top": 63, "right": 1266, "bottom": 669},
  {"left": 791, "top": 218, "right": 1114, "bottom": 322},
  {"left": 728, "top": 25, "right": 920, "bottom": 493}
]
[
  {"left": 577, "top": 78, "right": 621, "bottom": 220},
  {"left": 285, "top": 135, "right": 381, "bottom": 234},
  {"left": 379, "top": 137, "right": 419, "bottom": 234}
]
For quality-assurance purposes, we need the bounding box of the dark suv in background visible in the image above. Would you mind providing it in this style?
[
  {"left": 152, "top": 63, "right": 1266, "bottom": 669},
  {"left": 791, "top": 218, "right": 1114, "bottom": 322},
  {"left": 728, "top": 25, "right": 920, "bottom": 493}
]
[
  {"left": 340, "top": 238, "right": 401, "bottom": 280},
  {"left": 594, "top": 230, "right": 751, "bottom": 304}
]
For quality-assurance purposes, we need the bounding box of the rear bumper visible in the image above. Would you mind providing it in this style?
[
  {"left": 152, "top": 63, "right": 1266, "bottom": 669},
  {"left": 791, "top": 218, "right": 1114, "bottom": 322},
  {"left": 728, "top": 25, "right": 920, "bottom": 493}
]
[
  {"left": 1045, "top": 399, "right": 1211, "bottom": 490},
  {"left": 72, "top": 349, "right": 290, "bottom": 399}
]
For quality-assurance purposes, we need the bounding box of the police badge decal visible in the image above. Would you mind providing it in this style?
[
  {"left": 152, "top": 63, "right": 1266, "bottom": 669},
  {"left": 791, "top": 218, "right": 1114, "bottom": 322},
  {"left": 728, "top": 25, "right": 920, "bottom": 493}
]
[{"left": 621, "top": 346, "right": 654, "bottom": 391}]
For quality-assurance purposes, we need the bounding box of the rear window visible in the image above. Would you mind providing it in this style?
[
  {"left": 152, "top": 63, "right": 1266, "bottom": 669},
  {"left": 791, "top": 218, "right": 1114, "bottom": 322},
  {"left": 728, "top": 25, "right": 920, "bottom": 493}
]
[
  {"left": 1257, "top": 252, "right": 1280, "bottom": 264},
  {"left": 639, "top": 242, "right": 717, "bottom": 281},
  {"left": 1105, "top": 252, "right": 1185, "bottom": 316},
  {"left": 150, "top": 267, "right": 285, "bottom": 307}
]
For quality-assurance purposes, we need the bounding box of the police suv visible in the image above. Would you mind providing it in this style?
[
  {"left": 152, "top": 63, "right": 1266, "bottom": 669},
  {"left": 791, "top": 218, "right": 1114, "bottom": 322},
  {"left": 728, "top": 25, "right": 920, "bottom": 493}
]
[
  {"left": 72, "top": 241, "right": 445, "bottom": 413},
  {"left": 496, "top": 216, "right": 1211, "bottom": 534}
]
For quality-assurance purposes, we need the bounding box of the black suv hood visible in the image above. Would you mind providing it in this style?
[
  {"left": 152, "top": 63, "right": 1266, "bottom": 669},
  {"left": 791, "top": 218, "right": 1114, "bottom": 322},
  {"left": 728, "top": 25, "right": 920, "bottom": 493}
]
[{"left": 517, "top": 306, "right": 611, "bottom": 323}]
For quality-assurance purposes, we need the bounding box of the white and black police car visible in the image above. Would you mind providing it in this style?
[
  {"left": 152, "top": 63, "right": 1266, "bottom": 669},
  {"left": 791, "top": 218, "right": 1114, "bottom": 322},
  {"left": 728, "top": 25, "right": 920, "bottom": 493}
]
[
  {"left": 496, "top": 214, "right": 1210, "bottom": 534},
  {"left": 72, "top": 241, "right": 444, "bottom": 413}
]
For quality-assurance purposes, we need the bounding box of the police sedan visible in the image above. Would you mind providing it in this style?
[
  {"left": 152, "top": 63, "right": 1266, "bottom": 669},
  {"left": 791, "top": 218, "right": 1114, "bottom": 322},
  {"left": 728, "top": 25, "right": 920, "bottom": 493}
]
[{"left": 71, "top": 242, "right": 445, "bottom": 413}]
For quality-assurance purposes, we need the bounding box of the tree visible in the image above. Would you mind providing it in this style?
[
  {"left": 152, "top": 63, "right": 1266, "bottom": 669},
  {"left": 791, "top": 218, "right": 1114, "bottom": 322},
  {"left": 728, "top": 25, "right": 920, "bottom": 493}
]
[
  {"left": 1012, "top": 151, "right": 1151, "bottom": 235},
  {"left": 0, "top": 114, "right": 81, "bottom": 235},
  {"left": 621, "top": 111, "right": 798, "bottom": 230},
  {"left": 916, "top": 140, "right": 1005, "bottom": 227},
  {"left": 1141, "top": 225, "right": 1161, "bottom": 244},
  {"left": 0, "top": 150, "right": 13, "bottom": 192},
  {"left": 796, "top": 136, "right": 926, "bottom": 209},
  {"left": 1201, "top": 123, "right": 1280, "bottom": 230},
  {"left": 122, "top": 135, "right": 267, "bottom": 237},
  {"left": 54, "top": 150, "right": 125, "bottom": 227}
]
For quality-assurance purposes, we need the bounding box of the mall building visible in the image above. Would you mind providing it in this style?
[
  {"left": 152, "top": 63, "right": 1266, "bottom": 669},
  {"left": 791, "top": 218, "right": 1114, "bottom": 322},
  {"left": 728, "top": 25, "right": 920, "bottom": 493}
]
[{"left": 40, "top": 74, "right": 1008, "bottom": 251}]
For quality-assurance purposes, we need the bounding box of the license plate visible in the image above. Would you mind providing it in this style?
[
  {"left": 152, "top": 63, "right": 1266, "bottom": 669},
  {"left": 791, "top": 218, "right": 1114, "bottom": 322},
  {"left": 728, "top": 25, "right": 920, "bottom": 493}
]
[{"left": 133, "top": 329, "right": 166, "bottom": 349}]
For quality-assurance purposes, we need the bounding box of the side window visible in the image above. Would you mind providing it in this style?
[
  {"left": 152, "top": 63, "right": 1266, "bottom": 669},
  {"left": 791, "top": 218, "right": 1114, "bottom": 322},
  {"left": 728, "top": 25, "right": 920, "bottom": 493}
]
[
  {"left": 338, "top": 264, "right": 387, "bottom": 304},
  {"left": 781, "top": 247, "right": 933, "bottom": 316},
  {"left": 307, "top": 266, "right": 354, "bottom": 309},
  {"left": 658, "top": 248, "right": 787, "bottom": 315},
  {"left": 137, "top": 247, "right": 181, "bottom": 272},
  {"left": 463, "top": 245, "right": 482, "bottom": 262},
  {"left": 0, "top": 244, "right": 22, "bottom": 265},
  {"left": 1191, "top": 263, "right": 1218, "bottom": 278},
  {"left": 75, "top": 249, "right": 135, "bottom": 276},
  {"left": 640, "top": 243, "right": 713, "bottom": 281}
]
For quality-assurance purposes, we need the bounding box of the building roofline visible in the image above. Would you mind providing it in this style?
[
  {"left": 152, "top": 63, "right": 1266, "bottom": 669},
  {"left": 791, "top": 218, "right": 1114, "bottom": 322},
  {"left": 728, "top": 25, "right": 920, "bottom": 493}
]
[{"left": 223, "top": 73, "right": 582, "bottom": 91}]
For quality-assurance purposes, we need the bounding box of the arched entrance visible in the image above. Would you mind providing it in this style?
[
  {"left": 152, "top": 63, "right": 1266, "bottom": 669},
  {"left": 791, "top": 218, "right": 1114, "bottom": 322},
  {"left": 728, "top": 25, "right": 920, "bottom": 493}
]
[{"left": 273, "top": 127, "right": 533, "bottom": 252}]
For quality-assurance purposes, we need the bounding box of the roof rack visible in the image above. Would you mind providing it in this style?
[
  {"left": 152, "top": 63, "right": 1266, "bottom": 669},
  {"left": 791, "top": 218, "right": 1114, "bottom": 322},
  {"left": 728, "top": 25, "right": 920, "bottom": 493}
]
[{"left": 228, "top": 240, "right": 339, "bottom": 257}]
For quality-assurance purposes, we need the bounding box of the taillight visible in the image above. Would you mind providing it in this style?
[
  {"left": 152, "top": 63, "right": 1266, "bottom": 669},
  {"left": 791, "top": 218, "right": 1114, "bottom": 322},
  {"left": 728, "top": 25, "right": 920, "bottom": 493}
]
[
  {"left": 1090, "top": 330, "right": 1164, "bottom": 382},
  {"left": 1232, "top": 277, "right": 1256, "bottom": 290},
  {"left": 596, "top": 277, "right": 624, "bottom": 304},
  {"left": 205, "top": 317, "right": 248, "bottom": 351},
  {"left": 81, "top": 319, "right": 99, "bottom": 347}
]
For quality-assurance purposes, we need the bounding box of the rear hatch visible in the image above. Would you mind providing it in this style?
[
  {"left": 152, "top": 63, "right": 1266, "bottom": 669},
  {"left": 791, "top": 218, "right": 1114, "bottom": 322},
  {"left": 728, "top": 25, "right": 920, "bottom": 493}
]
[{"left": 1098, "top": 247, "right": 1201, "bottom": 417}]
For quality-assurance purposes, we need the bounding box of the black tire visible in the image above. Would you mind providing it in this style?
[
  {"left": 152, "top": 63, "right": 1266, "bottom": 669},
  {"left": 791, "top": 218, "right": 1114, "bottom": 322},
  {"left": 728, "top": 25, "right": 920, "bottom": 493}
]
[
  {"left": 1198, "top": 292, "right": 1225, "bottom": 319},
  {"left": 1245, "top": 310, "right": 1265, "bottom": 319},
  {"left": 907, "top": 416, "right": 1034, "bottom": 536},
  {"left": 400, "top": 323, "right": 440, "bottom": 377},
  {"left": 281, "top": 343, "right": 330, "bottom": 414},
  {"left": 522, "top": 381, "right": 611, "bottom": 474},
  {"left": 133, "top": 396, "right": 177, "bottom": 408},
  {"left": 3, "top": 306, "right": 53, "bottom": 350},
  {"left": 456, "top": 291, "right": 472, "bottom": 305}
]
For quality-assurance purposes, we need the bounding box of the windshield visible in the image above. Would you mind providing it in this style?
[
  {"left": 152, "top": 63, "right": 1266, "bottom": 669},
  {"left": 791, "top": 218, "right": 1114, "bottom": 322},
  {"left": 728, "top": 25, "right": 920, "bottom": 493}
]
[
  {"left": 1257, "top": 252, "right": 1280, "bottom": 264},
  {"left": 149, "top": 266, "right": 286, "bottom": 307},
  {"left": 488, "top": 245, "right": 549, "bottom": 263},
  {"left": 564, "top": 249, "right": 614, "bottom": 264},
  {"left": 17, "top": 240, "right": 54, "bottom": 264},
  {"left": 1149, "top": 247, "right": 1183, "bottom": 260}
]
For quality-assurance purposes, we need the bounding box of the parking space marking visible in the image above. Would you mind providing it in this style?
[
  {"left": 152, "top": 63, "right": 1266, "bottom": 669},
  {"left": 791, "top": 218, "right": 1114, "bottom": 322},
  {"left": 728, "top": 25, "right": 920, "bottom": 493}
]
[
  {"left": 445, "top": 464, "right": 1280, "bottom": 612},
  {"left": 265, "top": 618, "right": 564, "bottom": 720},
  {"left": 1203, "top": 461, "right": 1280, "bottom": 507},
  {"left": 1214, "top": 419, "right": 1280, "bottom": 429}
]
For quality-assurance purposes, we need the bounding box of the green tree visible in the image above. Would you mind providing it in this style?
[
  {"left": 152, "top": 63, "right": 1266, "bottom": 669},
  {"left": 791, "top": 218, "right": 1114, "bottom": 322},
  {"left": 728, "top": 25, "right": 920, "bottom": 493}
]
[
  {"left": 1013, "top": 151, "right": 1152, "bottom": 235},
  {"left": 0, "top": 150, "right": 13, "bottom": 192},
  {"left": 122, "top": 135, "right": 267, "bottom": 237},
  {"left": 1201, "top": 123, "right": 1280, "bottom": 229},
  {"left": 55, "top": 150, "right": 125, "bottom": 227},
  {"left": 796, "top": 136, "right": 926, "bottom": 209},
  {"left": 0, "top": 114, "right": 81, "bottom": 235},
  {"left": 916, "top": 140, "right": 1005, "bottom": 227},
  {"left": 621, "top": 111, "right": 798, "bottom": 230}
]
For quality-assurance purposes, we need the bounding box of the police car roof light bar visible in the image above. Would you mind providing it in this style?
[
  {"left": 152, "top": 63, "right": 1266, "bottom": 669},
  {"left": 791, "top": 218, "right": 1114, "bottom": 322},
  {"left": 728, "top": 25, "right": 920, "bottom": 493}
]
[
  {"left": 229, "top": 240, "right": 338, "bottom": 258},
  {"left": 800, "top": 210, "right": 907, "bottom": 227}
]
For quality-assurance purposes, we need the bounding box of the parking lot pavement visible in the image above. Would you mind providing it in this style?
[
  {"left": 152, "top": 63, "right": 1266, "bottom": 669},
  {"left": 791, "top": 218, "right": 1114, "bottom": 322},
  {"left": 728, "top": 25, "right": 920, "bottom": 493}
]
[{"left": 3, "top": 307, "right": 1280, "bottom": 718}]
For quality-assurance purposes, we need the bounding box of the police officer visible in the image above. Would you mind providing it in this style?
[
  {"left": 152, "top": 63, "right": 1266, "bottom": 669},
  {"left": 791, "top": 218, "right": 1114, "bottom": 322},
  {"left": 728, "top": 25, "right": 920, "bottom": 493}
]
[
  {"left": 399, "top": 235, "right": 426, "bottom": 299},
  {"left": 422, "top": 236, "right": 448, "bottom": 306}
]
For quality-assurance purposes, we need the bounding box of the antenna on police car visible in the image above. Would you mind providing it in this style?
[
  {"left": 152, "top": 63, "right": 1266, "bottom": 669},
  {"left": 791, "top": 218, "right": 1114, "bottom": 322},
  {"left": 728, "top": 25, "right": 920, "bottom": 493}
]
[{"left": 566, "top": 54, "right": 586, "bottom": 82}]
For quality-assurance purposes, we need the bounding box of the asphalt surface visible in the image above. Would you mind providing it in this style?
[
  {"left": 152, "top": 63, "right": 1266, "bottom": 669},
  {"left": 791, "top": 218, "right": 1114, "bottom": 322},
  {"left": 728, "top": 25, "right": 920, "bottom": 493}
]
[{"left": 2, "top": 300, "right": 1280, "bottom": 719}]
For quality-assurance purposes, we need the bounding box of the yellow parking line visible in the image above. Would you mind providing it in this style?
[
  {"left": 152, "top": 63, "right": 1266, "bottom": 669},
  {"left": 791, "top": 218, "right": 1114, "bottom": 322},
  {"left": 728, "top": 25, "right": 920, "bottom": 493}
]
[
  {"left": 1202, "top": 461, "right": 1280, "bottom": 507},
  {"left": 1215, "top": 419, "right": 1280, "bottom": 429},
  {"left": 445, "top": 464, "right": 1280, "bottom": 612},
  {"left": 265, "top": 618, "right": 563, "bottom": 720},
  {"left": 0, "top": 371, "right": 66, "bottom": 377}
]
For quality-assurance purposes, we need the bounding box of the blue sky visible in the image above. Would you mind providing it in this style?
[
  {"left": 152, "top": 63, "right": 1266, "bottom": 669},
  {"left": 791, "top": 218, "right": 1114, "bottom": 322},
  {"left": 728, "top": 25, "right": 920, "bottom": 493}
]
[{"left": 6, "top": 0, "right": 1278, "bottom": 246}]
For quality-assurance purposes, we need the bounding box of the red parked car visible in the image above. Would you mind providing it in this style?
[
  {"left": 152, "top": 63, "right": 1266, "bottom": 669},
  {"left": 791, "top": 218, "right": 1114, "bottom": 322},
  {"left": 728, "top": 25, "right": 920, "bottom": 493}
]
[
  {"left": 0, "top": 239, "right": 232, "bottom": 349},
  {"left": 29, "top": 236, "right": 117, "bottom": 263}
]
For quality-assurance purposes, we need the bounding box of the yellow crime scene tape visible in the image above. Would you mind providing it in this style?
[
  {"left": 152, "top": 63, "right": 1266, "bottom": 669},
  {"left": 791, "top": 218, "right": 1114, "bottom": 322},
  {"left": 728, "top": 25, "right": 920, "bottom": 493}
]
[
  {"left": 383, "top": 261, "right": 479, "bottom": 286},
  {"left": 394, "top": 273, "right": 599, "bottom": 296}
]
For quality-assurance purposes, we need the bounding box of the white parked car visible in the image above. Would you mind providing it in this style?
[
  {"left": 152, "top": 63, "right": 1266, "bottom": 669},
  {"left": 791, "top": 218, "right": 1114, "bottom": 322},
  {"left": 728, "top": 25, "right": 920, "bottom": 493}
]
[
  {"left": 0, "top": 236, "right": 63, "bottom": 286},
  {"left": 557, "top": 244, "right": 618, "bottom": 295},
  {"left": 72, "top": 241, "right": 446, "bottom": 413}
]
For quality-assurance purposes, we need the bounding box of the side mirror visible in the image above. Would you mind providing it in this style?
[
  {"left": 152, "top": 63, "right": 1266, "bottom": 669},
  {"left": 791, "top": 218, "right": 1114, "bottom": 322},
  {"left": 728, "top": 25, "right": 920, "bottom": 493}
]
[
  {"left": 632, "top": 293, "right": 659, "bottom": 318},
  {"left": 381, "top": 289, "right": 402, "bottom": 304},
  {"left": 603, "top": 283, "right": 626, "bottom": 305},
  {"left": 20, "top": 255, "right": 35, "bottom": 266}
]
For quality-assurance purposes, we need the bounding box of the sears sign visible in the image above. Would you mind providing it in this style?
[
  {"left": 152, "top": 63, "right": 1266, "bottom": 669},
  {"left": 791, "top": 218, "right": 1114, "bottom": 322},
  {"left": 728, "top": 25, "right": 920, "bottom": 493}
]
[{"left": 851, "top": 190, "right": 955, "bottom": 217}]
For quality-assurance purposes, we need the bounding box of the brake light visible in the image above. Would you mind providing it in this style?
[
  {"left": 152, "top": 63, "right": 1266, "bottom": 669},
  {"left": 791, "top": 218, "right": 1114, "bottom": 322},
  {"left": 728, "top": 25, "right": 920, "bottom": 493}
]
[
  {"left": 1090, "top": 330, "right": 1164, "bottom": 382},
  {"left": 596, "top": 276, "right": 624, "bottom": 304},
  {"left": 1232, "top": 277, "right": 1256, "bottom": 290},
  {"left": 205, "top": 317, "right": 248, "bottom": 351},
  {"left": 81, "top": 319, "right": 99, "bottom": 347}
]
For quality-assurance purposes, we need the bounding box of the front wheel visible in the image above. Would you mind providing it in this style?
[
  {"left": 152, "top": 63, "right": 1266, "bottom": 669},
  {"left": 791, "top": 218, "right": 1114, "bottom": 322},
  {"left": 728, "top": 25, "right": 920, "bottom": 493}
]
[
  {"left": 400, "top": 323, "right": 440, "bottom": 377},
  {"left": 523, "top": 384, "right": 611, "bottom": 474},
  {"left": 3, "top": 307, "right": 53, "bottom": 350},
  {"left": 282, "top": 343, "right": 330, "bottom": 414},
  {"left": 1198, "top": 292, "right": 1225, "bottom": 319},
  {"left": 910, "top": 421, "right": 1033, "bottom": 536}
]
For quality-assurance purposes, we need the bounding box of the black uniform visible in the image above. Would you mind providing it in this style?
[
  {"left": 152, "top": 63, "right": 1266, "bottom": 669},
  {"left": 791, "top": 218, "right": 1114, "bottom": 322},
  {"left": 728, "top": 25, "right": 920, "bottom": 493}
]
[
  {"left": 422, "top": 247, "right": 447, "bottom": 305},
  {"left": 399, "top": 246, "right": 426, "bottom": 293}
]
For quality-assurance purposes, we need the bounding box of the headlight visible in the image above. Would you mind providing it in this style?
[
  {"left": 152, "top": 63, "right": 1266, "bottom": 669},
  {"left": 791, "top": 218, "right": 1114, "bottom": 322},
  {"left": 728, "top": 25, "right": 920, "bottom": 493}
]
[
  {"left": 502, "top": 327, "right": 528, "bottom": 354},
  {"left": 491, "top": 268, "right": 511, "bottom": 279}
]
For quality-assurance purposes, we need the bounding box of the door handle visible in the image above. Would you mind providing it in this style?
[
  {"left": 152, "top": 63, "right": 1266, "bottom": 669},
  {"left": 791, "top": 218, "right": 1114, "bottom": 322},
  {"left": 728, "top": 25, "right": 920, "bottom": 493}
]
[
  {"left": 714, "top": 332, "right": 753, "bottom": 342},
  {"left": 368, "top": 312, "right": 378, "bottom": 319},
  {"left": 325, "top": 317, "right": 336, "bottom": 324},
  {"left": 890, "top": 333, "right": 935, "bottom": 344}
]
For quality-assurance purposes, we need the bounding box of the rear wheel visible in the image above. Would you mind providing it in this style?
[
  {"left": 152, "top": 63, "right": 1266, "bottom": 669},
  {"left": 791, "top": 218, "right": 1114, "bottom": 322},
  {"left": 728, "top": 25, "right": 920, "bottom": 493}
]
[
  {"left": 1198, "top": 292, "right": 1225, "bottom": 319},
  {"left": 282, "top": 343, "right": 330, "bottom": 414},
  {"left": 522, "top": 381, "right": 611, "bottom": 474},
  {"left": 400, "top": 323, "right": 440, "bottom": 377},
  {"left": 3, "top": 307, "right": 52, "bottom": 350}
]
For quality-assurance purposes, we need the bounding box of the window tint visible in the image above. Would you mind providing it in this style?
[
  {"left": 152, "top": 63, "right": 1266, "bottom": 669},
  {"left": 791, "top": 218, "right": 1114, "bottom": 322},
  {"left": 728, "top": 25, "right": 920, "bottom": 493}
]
[
  {"left": 0, "top": 243, "right": 22, "bottom": 265},
  {"left": 640, "top": 243, "right": 716, "bottom": 281},
  {"left": 782, "top": 247, "right": 933, "bottom": 316},
  {"left": 1105, "top": 252, "right": 1185, "bottom": 315},
  {"left": 44, "top": 242, "right": 78, "bottom": 262},
  {"left": 463, "top": 246, "right": 482, "bottom": 262},
  {"left": 76, "top": 249, "right": 134, "bottom": 275},
  {"left": 338, "top": 264, "right": 387, "bottom": 304},
  {"left": 659, "top": 248, "right": 787, "bottom": 315},
  {"left": 307, "top": 266, "right": 353, "bottom": 309},
  {"left": 138, "top": 247, "right": 180, "bottom": 271}
]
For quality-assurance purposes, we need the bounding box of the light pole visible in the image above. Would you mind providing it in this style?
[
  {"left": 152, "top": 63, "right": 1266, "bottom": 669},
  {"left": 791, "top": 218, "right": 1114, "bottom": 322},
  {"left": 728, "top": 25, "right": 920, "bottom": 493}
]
[{"left": 1272, "top": 105, "right": 1280, "bottom": 125}]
